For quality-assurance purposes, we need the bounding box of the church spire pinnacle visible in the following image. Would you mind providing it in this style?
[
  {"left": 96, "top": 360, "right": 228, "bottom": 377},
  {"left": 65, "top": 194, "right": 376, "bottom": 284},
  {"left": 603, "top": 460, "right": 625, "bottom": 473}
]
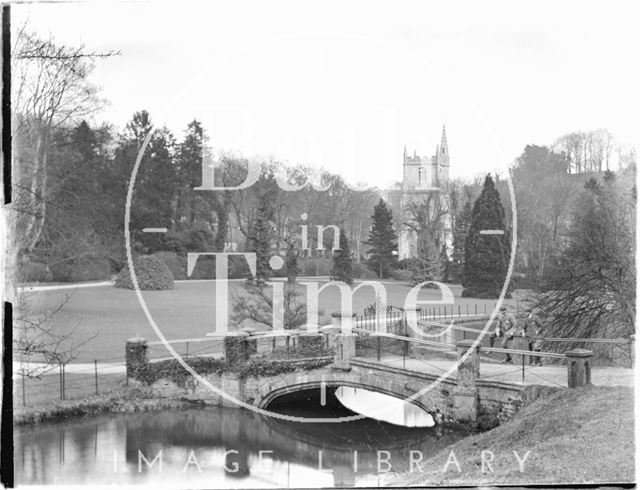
[
  {"left": 403, "top": 144, "right": 407, "bottom": 160},
  {"left": 440, "top": 125, "right": 449, "bottom": 159}
]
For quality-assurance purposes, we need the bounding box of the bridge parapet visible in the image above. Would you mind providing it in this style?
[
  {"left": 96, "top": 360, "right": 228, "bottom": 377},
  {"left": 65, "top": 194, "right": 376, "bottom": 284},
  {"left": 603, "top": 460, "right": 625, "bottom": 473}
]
[
  {"left": 566, "top": 349, "right": 592, "bottom": 388},
  {"left": 453, "top": 339, "right": 480, "bottom": 422},
  {"left": 328, "top": 313, "right": 357, "bottom": 370},
  {"left": 125, "top": 338, "right": 148, "bottom": 378}
]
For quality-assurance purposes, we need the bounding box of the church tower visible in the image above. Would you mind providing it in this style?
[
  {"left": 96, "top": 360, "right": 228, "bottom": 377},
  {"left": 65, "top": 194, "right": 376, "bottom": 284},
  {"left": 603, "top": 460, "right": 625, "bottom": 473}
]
[
  {"left": 437, "top": 125, "right": 450, "bottom": 186},
  {"left": 398, "top": 126, "right": 453, "bottom": 260}
]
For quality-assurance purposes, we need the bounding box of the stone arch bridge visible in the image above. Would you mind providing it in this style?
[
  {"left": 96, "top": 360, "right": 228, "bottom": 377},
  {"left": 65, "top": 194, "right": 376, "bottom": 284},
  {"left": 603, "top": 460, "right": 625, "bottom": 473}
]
[{"left": 127, "top": 332, "right": 596, "bottom": 424}]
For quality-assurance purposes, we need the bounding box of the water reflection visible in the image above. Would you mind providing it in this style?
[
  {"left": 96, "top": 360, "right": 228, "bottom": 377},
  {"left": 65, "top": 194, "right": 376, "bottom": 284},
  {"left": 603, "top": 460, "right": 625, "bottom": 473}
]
[
  {"left": 15, "top": 404, "right": 468, "bottom": 487},
  {"left": 335, "top": 386, "right": 435, "bottom": 427}
]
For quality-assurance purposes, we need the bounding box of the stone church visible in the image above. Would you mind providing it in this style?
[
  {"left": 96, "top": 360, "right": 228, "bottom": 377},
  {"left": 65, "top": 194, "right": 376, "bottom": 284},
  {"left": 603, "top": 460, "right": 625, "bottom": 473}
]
[{"left": 398, "top": 126, "right": 453, "bottom": 260}]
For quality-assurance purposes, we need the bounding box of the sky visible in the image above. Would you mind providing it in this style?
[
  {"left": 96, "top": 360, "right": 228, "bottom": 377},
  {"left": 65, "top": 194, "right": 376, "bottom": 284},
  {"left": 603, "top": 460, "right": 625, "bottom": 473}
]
[{"left": 12, "top": 0, "right": 640, "bottom": 188}]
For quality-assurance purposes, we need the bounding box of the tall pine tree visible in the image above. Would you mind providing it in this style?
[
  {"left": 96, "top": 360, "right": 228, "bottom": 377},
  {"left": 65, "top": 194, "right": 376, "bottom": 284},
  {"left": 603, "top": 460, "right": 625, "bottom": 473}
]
[
  {"left": 450, "top": 200, "right": 471, "bottom": 283},
  {"left": 462, "top": 175, "right": 512, "bottom": 298},
  {"left": 285, "top": 244, "right": 300, "bottom": 284},
  {"left": 331, "top": 229, "right": 353, "bottom": 285},
  {"left": 366, "top": 199, "right": 398, "bottom": 279},
  {"left": 248, "top": 193, "right": 273, "bottom": 284}
]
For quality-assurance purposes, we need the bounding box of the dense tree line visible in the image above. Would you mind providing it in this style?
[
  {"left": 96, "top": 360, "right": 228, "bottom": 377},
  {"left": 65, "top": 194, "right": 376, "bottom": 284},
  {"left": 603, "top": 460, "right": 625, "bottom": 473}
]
[{"left": 13, "top": 111, "right": 386, "bottom": 282}]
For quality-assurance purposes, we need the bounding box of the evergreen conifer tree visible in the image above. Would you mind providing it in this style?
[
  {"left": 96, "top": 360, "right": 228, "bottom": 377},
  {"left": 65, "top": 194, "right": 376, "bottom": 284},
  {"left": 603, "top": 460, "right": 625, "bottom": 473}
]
[
  {"left": 285, "top": 244, "right": 300, "bottom": 284},
  {"left": 248, "top": 195, "right": 273, "bottom": 284},
  {"left": 331, "top": 229, "right": 353, "bottom": 285},
  {"left": 366, "top": 199, "right": 398, "bottom": 278},
  {"left": 462, "top": 175, "right": 512, "bottom": 298},
  {"left": 450, "top": 201, "right": 471, "bottom": 283}
]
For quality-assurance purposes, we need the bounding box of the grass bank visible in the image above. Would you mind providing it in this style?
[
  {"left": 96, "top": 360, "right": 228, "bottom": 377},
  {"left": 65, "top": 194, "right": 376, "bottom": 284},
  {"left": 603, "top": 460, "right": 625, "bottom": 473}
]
[
  {"left": 13, "top": 383, "right": 197, "bottom": 425},
  {"left": 386, "top": 384, "right": 634, "bottom": 486}
]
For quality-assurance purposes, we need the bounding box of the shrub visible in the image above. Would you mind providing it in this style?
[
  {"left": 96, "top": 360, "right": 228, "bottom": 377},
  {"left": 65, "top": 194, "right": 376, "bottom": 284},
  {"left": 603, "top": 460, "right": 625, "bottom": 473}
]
[
  {"left": 300, "top": 257, "right": 332, "bottom": 276},
  {"left": 228, "top": 254, "right": 252, "bottom": 279},
  {"left": 49, "top": 257, "right": 114, "bottom": 282},
  {"left": 160, "top": 231, "right": 189, "bottom": 254},
  {"left": 154, "top": 251, "right": 188, "bottom": 280},
  {"left": 352, "top": 262, "right": 378, "bottom": 280},
  {"left": 397, "top": 258, "right": 420, "bottom": 270},
  {"left": 330, "top": 229, "right": 353, "bottom": 285},
  {"left": 154, "top": 251, "right": 252, "bottom": 280},
  {"left": 16, "top": 260, "right": 51, "bottom": 283},
  {"left": 389, "top": 268, "right": 413, "bottom": 282},
  {"left": 510, "top": 272, "right": 537, "bottom": 291},
  {"left": 115, "top": 255, "right": 175, "bottom": 290}
]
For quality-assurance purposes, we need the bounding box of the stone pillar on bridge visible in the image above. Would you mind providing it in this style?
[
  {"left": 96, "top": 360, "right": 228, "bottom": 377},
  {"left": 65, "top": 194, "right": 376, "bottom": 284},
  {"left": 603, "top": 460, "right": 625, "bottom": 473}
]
[
  {"left": 630, "top": 334, "right": 635, "bottom": 368},
  {"left": 224, "top": 331, "right": 250, "bottom": 370},
  {"left": 330, "top": 312, "right": 356, "bottom": 370},
  {"left": 297, "top": 325, "right": 325, "bottom": 357},
  {"left": 126, "top": 338, "right": 148, "bottom": 379},
  {"left": 566, "top": 348, "right": 592, "bottom": 388},
  {"left": 331, "top": 312, "right": 356, "bottom": 334},
  {"left": 453, "top": 339, "right": 479, "bottom": 422},
  {"left": 239, "top": 327, "right": 258, "bottom": 356}
]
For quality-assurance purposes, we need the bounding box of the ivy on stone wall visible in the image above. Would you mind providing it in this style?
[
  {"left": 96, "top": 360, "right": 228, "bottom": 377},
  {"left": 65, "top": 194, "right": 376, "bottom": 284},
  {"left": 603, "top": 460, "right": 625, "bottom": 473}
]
[
  {"left": 237, "top": 356, "right": 332, "bottom": 377},
  {"left": 135, "top": 357, "right": 226, "bottom": 387},
  {"left": 133, "top": 346, "right": 333, "bottom": 387}
]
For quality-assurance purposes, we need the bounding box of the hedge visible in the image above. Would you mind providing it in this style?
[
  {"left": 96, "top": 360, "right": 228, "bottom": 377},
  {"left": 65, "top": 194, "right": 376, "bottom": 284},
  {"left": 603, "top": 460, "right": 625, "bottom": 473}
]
[
  {"left": 153, "top": 251, "right": 252, "bottom": 280},
  {"left": 115, "top": 255, "right": 174, "bottom": 290}
]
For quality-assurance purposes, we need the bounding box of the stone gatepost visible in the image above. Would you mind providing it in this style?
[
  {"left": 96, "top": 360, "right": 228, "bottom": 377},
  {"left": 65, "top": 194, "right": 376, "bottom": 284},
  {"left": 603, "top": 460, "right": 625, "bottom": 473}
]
[
  {"left": 566, "top": 348, "right": 592, "bottom": 388},
  {"left": 224, "top": 331, "right": 250, "bottom": 369},
  {"left": 453, "top": 339, "right": 479, "bottom": 422},
  {"left": 126, "top": 338, "right": 148, "bottom": 379},
  {"left": 330, "top": 312, "right": 356, "bottom": 370},
  {"left": 240, "top": 327, "right": 258, "bottom": 356},
  {"left": 332, "top": 312, "right": 356, "bottom": 335}
]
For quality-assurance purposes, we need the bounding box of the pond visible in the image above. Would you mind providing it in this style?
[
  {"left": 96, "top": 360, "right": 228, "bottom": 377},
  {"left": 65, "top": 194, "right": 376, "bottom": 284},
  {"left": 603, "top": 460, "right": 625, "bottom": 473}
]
[{"left": 15, "top": 388, "right": 469, "bottom": 487}]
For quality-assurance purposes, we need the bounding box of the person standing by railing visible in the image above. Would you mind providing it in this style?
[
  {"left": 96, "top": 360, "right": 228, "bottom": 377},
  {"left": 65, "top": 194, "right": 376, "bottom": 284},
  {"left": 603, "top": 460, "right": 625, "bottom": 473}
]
[
  {"left": 524, "top": 308, "right": 544, "bottom": 366},
  {"left": 489, "top": 305, "right": 518, "bottom": 363}
]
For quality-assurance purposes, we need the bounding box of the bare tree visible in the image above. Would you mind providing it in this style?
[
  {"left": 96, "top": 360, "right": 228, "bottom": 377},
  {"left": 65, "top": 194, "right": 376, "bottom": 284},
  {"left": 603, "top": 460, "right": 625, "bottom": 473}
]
[
  {"left": 403, "top": 191, "right": 450, "bottom": 282},
  {"left": 532, "top": 173, "right": 635, "bottom": 356},
  {"left": 8, "top": 27, "right": 117, "bottom": 379},
  {"left": 11, "top": 27, "right": 118, "bottom": 255},
  {"left": 14, "top": 292, "right": 96, "bottom": 378},
  {"left": 404, "top": 191, "right": 449, "bottom": 249},
  {"left": 231, "top": 283, "right": 310, "bottom": 330}
]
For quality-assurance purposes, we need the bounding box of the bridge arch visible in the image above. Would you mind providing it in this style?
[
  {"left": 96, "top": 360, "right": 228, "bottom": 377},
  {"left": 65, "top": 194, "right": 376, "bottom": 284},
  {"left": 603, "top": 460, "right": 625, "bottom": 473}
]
[{"left": 254, "top": 369, "right": 434, "bottom": 415}]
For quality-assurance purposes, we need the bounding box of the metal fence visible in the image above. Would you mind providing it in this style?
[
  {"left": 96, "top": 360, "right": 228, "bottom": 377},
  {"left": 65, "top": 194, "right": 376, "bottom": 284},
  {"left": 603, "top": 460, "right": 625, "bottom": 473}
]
[
  {"left": 354, "top": 302, "right": 507, "bottom": 328},
  {"left": 14, "top": 355, "right": 127, "bottom": 407}
]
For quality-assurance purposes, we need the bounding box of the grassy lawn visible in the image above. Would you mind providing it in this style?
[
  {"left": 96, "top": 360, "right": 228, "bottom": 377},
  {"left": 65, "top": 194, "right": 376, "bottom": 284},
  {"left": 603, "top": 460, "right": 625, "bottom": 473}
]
[
  {"left": 18, "top": 280, "right": 526, "bottom": 362},
  {"left": 386, "top": 384, "right": 635, "bottom": 485}
]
